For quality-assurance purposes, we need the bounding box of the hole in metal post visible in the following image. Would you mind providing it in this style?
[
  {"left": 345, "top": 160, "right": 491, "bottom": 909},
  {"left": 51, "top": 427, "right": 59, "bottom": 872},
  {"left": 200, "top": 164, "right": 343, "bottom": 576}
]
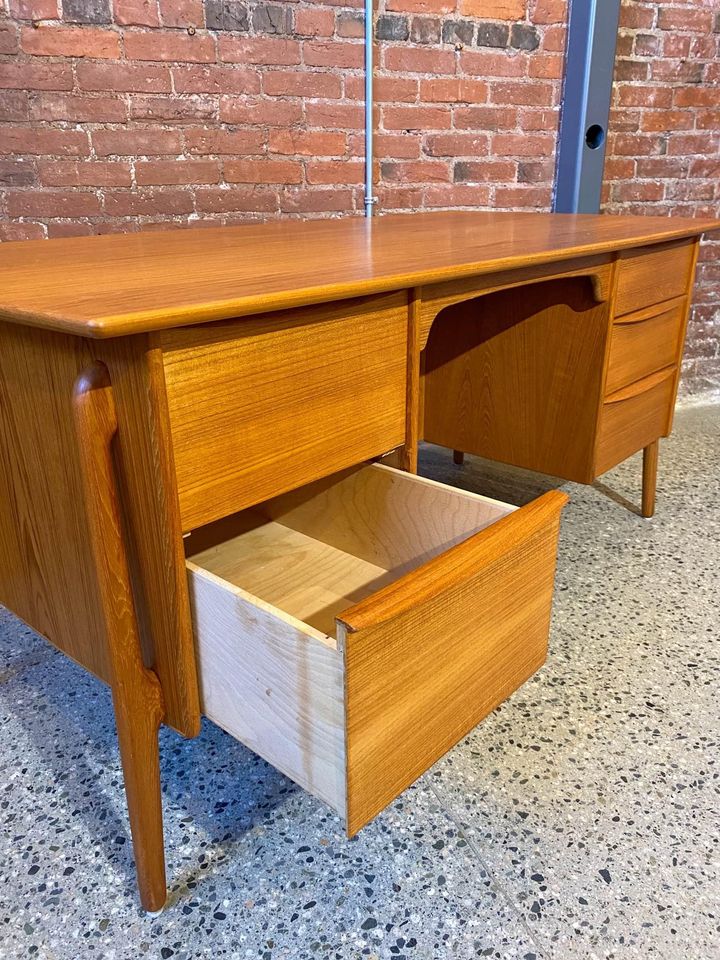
[{"left": 585, "top": 124, "right": 605, "bottom": 150}]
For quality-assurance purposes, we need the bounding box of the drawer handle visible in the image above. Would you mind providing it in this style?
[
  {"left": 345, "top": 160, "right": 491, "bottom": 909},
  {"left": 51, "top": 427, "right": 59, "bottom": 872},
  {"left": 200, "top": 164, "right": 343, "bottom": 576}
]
[{"left": 604, "top": 366, "right": 675, "bottom": 404}]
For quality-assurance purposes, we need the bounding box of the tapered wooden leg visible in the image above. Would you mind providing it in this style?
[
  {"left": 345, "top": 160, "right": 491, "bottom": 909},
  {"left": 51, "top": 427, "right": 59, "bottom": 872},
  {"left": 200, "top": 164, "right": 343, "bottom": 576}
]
[
  {"left": 453, "top": 449, "right": 465, "bottom": 466},
  {"left": 642, "top": 439, "right": 659, "bottom": 519},
  {"left": 73, "top": 363, "right": 167, "bottom": 912}
]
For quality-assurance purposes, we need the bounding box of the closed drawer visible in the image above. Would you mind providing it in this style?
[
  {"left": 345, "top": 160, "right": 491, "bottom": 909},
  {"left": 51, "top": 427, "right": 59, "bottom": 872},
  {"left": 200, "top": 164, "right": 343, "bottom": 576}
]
[
  {"left": 186, "top": 464, "right": 567, "bottom": 835},
  {"left": 595, "top": 369, "right": 676, "bottom": 475},
  {"left": 615, "top": 240, "right": 694, "bottom": 316},
  {"left": 605, "top": 298, "right": 685, "bottom": 395},
  {"left": 160, "top": 293, "right": 408, "bottom": 531}
]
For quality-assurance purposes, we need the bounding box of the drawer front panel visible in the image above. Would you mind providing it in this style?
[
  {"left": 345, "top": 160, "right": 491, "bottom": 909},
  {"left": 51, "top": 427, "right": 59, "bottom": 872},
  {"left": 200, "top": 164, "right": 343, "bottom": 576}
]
[
  {"left": 595, "top": 369, "right": 676, "bottom": 475},
  {"left": 615, "top": 240, "right": 695, "bottom": 316},
  {"left": 161, "top": 294, "right": 408, "bottom": 531},
  {"left": 605, "top": 299, "right": 685, "bottom": 396},
  {"left": 187, "top": 465, "right": 567, "bottom": 835}
]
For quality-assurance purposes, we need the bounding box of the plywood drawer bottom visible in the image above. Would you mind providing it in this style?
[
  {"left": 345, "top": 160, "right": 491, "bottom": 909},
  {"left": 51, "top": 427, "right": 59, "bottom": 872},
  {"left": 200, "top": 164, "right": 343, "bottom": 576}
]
[{"left": 186, "top": 464, "right": 567, "bottom": 834}]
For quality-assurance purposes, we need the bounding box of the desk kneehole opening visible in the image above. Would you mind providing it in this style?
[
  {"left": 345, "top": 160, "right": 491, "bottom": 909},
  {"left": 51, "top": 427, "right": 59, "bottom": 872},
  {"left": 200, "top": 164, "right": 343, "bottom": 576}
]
[{"left": 185, "top": 463, "right": 568, "bottom": 835}]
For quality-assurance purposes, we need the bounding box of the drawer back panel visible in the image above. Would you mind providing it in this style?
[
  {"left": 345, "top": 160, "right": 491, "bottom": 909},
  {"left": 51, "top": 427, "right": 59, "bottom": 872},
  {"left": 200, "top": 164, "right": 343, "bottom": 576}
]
[{"left": 160, "top": 294, "right": 408, "bottom": 531}]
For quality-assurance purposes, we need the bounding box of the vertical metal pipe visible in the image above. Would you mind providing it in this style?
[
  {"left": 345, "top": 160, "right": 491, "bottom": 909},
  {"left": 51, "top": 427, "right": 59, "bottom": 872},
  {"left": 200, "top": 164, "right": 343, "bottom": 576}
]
[{"left": 364, "top": 0, "right": 376, "bottom": 217}]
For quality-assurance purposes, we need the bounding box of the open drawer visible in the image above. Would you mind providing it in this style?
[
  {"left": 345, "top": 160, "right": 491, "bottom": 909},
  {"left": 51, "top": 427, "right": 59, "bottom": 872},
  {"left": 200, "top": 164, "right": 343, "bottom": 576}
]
[{"left": 186, "top": 464, "right": 567, "bottom": 835}]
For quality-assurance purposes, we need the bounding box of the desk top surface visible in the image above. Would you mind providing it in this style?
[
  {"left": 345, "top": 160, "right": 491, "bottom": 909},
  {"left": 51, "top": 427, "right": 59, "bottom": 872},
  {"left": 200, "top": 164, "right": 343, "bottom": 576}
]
[{"left": 0, "top": 210, "right": 717, "bottom": 339}]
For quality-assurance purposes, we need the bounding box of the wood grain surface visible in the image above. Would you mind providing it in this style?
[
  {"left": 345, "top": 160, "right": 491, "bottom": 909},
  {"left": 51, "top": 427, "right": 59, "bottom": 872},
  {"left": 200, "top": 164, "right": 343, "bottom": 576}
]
[{"left": 0, "top": 212, "right": 716, "bottom": 338}]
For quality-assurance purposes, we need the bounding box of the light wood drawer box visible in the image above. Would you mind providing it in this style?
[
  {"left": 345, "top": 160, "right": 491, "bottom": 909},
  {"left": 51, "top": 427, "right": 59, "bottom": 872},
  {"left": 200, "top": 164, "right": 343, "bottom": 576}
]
[
  {"left": 186, "top": 463, "right": 567, "bottom": 835},
  {"left": 160, "top": 293, "right": 408, "bottom": 531},
  {"left": 615, "top": 240, "right": 694, "bottom": 317},
  {"left": 605, "top": 299, "right": 685, "bottom": 395},
  {"left": 595, "top": 369, "right": 676, "bottom": 475}
]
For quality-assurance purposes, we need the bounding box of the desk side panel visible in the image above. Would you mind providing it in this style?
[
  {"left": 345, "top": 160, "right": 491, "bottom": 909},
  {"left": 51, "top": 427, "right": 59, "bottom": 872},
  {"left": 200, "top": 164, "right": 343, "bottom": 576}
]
[{"left": 0, "top": 321, "right": 110, "bottom": 681}]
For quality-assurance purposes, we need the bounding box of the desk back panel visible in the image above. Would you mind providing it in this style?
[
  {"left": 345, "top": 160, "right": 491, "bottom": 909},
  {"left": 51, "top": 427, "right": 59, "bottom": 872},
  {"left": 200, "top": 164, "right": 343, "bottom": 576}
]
[{"left": 422, "top": 276, "right": 611, "bottom": 483}]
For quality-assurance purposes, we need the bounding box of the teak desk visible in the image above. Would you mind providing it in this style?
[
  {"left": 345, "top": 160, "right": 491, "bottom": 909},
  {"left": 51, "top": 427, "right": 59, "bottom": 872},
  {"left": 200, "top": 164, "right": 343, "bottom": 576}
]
[{"left": 0, "top": 211, "right": 717, "bottom": 910}]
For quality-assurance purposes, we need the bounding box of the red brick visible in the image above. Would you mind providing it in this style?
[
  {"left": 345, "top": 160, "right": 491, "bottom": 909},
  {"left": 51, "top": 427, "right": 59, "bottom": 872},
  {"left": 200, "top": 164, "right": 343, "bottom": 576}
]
[
  {"left": 616, "top": 85, "right": 673, "bottom": 109},
  {"left": 0, "top": 92, "right": 29, "bottom": 121},
  {"left": 224, "top": 158, "right": 303, "bottom": 184},
  {"left": 336, "top": 11, "right": 364, "bottom": 38},
  {"left": 611, "top": 133, "right": 665, "bottom": 156},
  {"left": 640, "top": 109, "right": 693, "bottom": 133},
  {"left": 611, "top": 181, "right": 665, "bottom": 202},
  {"left": 618, "top": 3, "right": 655, "bottom": 30},
  {"left": 667, "top": 134, "right": 720, "bottom": 157},
  {"left": 129, "top": 95, "right": 216, "bottom": 122},
  {"left": 453, "top": 105, "right": 517, "bottom": 130},
  {"left": 528, "top": 54, "right": 564, "bottom": 79},
  {"left": 104, "top": 189, "right": 194, "bottom": 216},
  {"left": 518, "top": 107, "right": 559, "bottom": 130},
  {"left": 295, "top": 8, "right": 335, "bottom": 37},
  {"left": 385, "top": 0, "right": 454, "bottom": 14},
  {"left": 0, "top": 159, "right": 37, "bottom": 187},
  {"left": 0, "top": 127, "right": 90, "bottom": 156},
  {"left": 453, "top": 159, "right": 515, "bottom": 181},
  {"left": 662, "top": 35, "right": 691, "bottom": 58},
  {"left": 47, "top": 222, "right": 96, "bottom": 238},
  {"left": 30, "top": 93, "right": 127, "bottom": 122},
  {"left": 270, "top": 130, "right": 346, "bottom": 157},
  {"left": 673, "top": 87, "right": 719, "bottom": 108},
  {"left": 342, "top": 74, "right": 364, "bottom": 100},
  {"left": 185, "top": 127, "right": 266, "bottom": 155},
  {"left": 657, "top": 7, "right": 713, "bottom": 32},
  {"left": 136, "top": 159, "right": 221, "bottom": 184},
  {"left": 219, "top": 36, "right": 301, "bottom": 66},
  {"left": 490, "top": 81, "right": 555, "bottom": 107},
  {"left": 6, "top": 191, "right": 102, "bottom": 217},
  {"left": 377, "top": 184, "right": 425, "bottom": 209},
  {"left": 113, "top": 0, "right": 160, "bottom": 26},
  {"left": 492, "top": 133, "right": 555, "bottom": 157},
  {"left": 0, "top": 23, "right": 19, "bottom": 54},
  {"left": 279, "top": 188, "right": 354, "bottom": 214},
  {"left": 37, "top": 160, "right": 132, "bottom": 186},
  {"left": 374, "top": 76, "right": 419, "bottom": 103},
  {"left": 303, "top": 40, "right": 364, "bottom": 69},
  {"left": 21, "top": 25, "right": 120, "bottom": 58},
  {"left": 219, "top": 96, "right": 303, "bottom": 125},
  {"left": 124, "top": 30, "right": 215, "bottom": 62},
  {"left": 517, "top": 159, "right": 555, "bottom": 183},
  {"left": 77, "top": 61, "right": 172, "bottom": 93},
  {"left": 459, "top": 0, "right": 523, "bottom": 17},
  {"left": 263, "top": 71, "right": 342, "bottom": 99},
  {"left": 541, "top": 25, "right": 566, "bottom": 52},
  {"left": 423, "top": 184, "right": 491, "bottom": 207},
  {"left": 665, "top": 180, "right": 715, "bottom": 202},
  {"left": 172, "top": 65, "right": 261, "bottom": 94},
  {"left": 690, "top": 159, "right": 720, "bottom": 179},
  {"left": 419, "top": 78, "right": 487, "bottom": 103},
  {"left": 304, "top": 101, "right": 364, "bottom": 129},
  {"left": 92, "top": 128, "right": 182, "bottom": 156},
  {"left": 533, "top": 0, "right": 566, "bottom": 24},
  {"left": 614, "top": 59, "right": 650, "bottom": 82},
  {"left": 382, "top": 105, "right": 452, "bottom": 130},
  {"left": 0, "top": 63, "right": 72, "bottom": 91},
  {"left": 651, "top": 59, "right": 704, "bottom": 83},
  {"left": 306, "top": 159, "right": 365, "bottom": 184},
  {"left": 383, "top": 46, "right": 455, "bottom": 74},
  {"left": 374, "top": 133, "right": 422, "bottom": 158},
  {"left": 9, "top": 0, "right": 58, "bottom": 18},
  {"left": 0, "top": 221, "right": 46, "bottom": 241},
  {"left": 159, "top": 0, "right": 204, "bottom": 27},
  {"left": 495, "top": 184, "right": 553, "bottom": 208},
  {"left": 460, "top": 51, "right": 529, "bottom": 78},
  {"left": 194, "top": 186, "right": 278, "bottom": 214},
  {"left": 424, "top": 133, "right": 489, "bottom": 157},
  {"left": 696, "top": 110, "right": 720, "bottom": 131},
  {"left": 381, "top": 160, "right": 450, "bottom": 183},
  {"left": 635, "top": 157, "right": 688, "bottom": 178}
]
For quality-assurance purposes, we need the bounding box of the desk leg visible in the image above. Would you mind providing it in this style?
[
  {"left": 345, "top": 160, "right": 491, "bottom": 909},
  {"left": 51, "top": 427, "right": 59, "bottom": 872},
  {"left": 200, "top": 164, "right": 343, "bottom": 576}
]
[
  {"left": 73, "top": 363, "right": 167, "bottom": 912},
  {"left": 642, "top": 439, "right": 659, "bottom": 519},
  {"left": 453, "top": 450, "right": 465, "bottom": 466}
]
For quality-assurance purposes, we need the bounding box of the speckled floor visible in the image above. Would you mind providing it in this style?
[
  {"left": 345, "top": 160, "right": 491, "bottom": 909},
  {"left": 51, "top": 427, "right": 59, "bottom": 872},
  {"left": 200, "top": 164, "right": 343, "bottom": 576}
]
[{"left": 1, "top": 404, "right": 718, "bottom": 960}]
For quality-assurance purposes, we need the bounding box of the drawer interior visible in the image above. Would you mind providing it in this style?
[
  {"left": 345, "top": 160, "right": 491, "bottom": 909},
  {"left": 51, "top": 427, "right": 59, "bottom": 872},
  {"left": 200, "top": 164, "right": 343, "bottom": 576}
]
[
  {"left": 186, "top": 463, "right": 565, "bottom": 834},
  {"left": 186, "top": 463, "right": 515, "bottom": 641}
]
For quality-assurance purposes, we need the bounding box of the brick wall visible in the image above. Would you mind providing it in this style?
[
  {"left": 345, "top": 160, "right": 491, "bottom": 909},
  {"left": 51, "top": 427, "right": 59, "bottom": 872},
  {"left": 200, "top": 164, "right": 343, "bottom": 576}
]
[{"left": 0, "top": 0, "right": 718, "bottom": 397}]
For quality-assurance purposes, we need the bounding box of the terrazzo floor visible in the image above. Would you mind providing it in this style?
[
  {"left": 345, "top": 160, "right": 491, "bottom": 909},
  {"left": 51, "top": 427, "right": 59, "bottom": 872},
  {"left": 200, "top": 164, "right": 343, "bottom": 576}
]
[{"left": 1, "top": 404, "right": 718, "bottom": 960}]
